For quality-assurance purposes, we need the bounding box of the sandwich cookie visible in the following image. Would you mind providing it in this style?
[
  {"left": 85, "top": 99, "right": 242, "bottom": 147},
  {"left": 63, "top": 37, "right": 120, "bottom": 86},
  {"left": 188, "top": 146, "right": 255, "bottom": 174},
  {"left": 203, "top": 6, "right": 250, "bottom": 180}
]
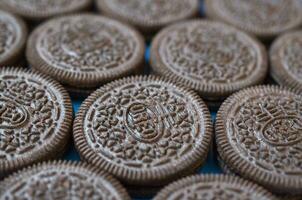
[
  {"left": 150, "top": 20, "right": 267, "bottom": 108},
  {"left": 216, "top": 86, "right": 302, "bottom": 195},
  {"left": 0, "top": 161, "right": 131, "bottom": 200},
  {"left": 27, "top": 14, "right": 145, "bottom": 97},
  {"left": 0, "top": 67, "right": 73, "bottom": 177},
  {"left": 73, "top": 76, "right": 213, "bottom": 196}
]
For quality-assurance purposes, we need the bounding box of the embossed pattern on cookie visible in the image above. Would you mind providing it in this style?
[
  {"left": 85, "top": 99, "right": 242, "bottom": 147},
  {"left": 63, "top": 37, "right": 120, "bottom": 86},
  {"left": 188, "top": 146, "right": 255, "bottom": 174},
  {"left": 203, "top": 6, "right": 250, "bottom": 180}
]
[
  {"left": 205, "top": 0, "right": 302, "bottom": 39},
  {"left": 97, "top": 0, "right": 199, "bottom": 36},
  {"left": 27, "top": 14, "right": 145, "bottom": 89},
  {"left": 0, "top": 68, "right": 73, "bottom": 177},
  {"left": 154, "top": 175, "right": 277, "bottom": 200},
  {"left": 0, "top": 0, "right": 92, "bottom": 21},
  {"left": 270, "top": 31, "right": 302, "bottom": 94},
  {"left": 0, "top": 10, "right": 27, "bottom": 66},
  {"left": 150, "top": 20, "right": 267, "bottom": 101},
  {"left": 73, "top": 76, "right": 213, "bottom": 186},
  {"left": 0, "top": 161, "right": 131, "bottom": 200},
  {"left": 216, "top": 86, "right": 302, "bottom": 194}
]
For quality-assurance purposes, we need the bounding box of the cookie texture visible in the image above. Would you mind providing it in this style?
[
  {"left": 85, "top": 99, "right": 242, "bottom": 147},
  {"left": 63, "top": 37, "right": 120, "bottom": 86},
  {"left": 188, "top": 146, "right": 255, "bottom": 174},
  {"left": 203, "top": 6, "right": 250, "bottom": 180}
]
[
  {"left": 205, "top": 0, "right": 302, "bottom": 39},
  {"left": 270, "top": 31, "right": 302, "bottom": 94},
  {"left": 0, "top": 67, "right": 73, "bottom": 177},
  {"left": 154, "top": 175, "right": 277, "bottom": 200},
  {"left": 0, "top": 0, "right": 92, "bottom": 21},
  {"left": 27, "top": 14, "right": 145, "bottom": 90},
  {"left": 73, "top": 76, "right": 213, "bottom": 186},
  {"left": 151, "top": 20, "right": 267, "bottom": 101},
  {"left": 97, "top": 0, "right": 199, "bottom": 36},
  {"left": 0, "top": 10, "right": 27, "bottom": 67},
  {"left": 216, "top": 86, "right": 302, "bottom": 194},
  {"left": 0, "top": 161, "right": 131, "bottom": 200}
]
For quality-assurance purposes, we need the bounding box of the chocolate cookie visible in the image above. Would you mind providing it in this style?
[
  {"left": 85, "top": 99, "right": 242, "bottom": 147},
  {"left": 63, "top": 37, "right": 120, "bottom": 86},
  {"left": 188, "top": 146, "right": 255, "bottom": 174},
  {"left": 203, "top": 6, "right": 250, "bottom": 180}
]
[
  {"left": 0, "top": 161, "right": 131, "bottom": 200},
  {"left": 154, "top": 175, "right": 277, "bottom": 200},
  {"left": 73, "top": 76, "right": 213, "bottom": 190},
  {"left": 96, "top": 0, "right": 199, "bottom": 37},
  {"left": 0, "top": 67, "right": 73, "bottom": 177},
  {"left": 216, "top": 85, "right": 302, "bottom": 195},
  {"left": 0, "top": 0, "right": 92, "bottom": 22},
  {"left": 27, "top": 14, "right": 145, "bottom": 96},
  {"left": 0, "top": 10, "right": 27, "bottom": 67},
  {"left": 205, "top": 0, "right": 302, "bottom": 40},
  {"left": 270, "top": 31, "right": 302, "bottom": 94},
  {"left": 150, "top": 20, "right": 267, "bottom": 106}
]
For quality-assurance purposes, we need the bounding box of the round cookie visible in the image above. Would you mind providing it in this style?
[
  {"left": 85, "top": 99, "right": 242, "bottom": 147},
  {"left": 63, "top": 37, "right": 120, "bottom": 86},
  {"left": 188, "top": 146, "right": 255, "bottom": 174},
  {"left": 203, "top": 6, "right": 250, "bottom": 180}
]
[
  {"left": 216, "top": 85, "right": 302, "bottom": 195},
  {"left": 0, "top": 10, "right": 27, "bottom": 67},
  {"left": 150, "top": 20, "right": 267, "bottom": 104},
  {"left": 0, "top": 67, "right": 73, "bottom": 177},
  {"left": 154, "top": 175, "right": 277, "bottom": 200},
  {"left": 0, "top": 0, "right": 92, "bottom": 22},
  {"left": 205, "top": 0, "right": 302, "bottom": 40},
  {"left": 27, "top": 14, "right": 145, "bottom": 95},
  {"left": 270, "top": 31, "right": 302, "bottom": 94},
  {"left": 96, "top": 0, "right": 199, "bottom": 37},
  {"left": 73, "top": 76, "right": 213, "bottom": 189},
  {"left": 0, "top": 161, "right": 131, "bottom": 200}
]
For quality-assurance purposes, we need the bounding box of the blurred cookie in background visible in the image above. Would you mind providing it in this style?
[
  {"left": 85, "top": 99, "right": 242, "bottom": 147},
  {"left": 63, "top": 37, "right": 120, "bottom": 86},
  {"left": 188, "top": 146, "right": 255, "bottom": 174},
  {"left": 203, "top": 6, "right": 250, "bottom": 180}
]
[
  {"left": 26, "top": 14, "right": 145, "bottom": 97},
  {"left": 0, "top": 10, "right": 27, "bottom": 67},
  {"left": 205, "top": 0, "right": 302, "bottom": 40},
  {"left": 96, "top": 0, "right": 199, "bottom": 38},
  {"left": 0, "top": 0, "right": 92, "bottom": 22},
  {"left": 270, "top": 30, "right": 302, "bottom": 94},
  {"left": 150, "top": 20, "right": 268, "bottom": 109}
]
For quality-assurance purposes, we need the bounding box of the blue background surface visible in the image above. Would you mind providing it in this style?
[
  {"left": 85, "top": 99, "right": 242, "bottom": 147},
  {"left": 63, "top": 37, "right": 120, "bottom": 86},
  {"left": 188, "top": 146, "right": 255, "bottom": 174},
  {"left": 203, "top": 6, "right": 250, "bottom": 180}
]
[{"left": 64, "top": 1, "right": 223, "bottom": 198}]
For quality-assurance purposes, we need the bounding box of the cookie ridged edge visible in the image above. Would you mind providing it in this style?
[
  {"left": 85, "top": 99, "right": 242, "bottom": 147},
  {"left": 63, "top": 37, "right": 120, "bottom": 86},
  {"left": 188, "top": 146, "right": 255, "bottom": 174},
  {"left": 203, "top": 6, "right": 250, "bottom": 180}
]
[{"left": 73, "top": 75, "right": 213, "bottom": 186}]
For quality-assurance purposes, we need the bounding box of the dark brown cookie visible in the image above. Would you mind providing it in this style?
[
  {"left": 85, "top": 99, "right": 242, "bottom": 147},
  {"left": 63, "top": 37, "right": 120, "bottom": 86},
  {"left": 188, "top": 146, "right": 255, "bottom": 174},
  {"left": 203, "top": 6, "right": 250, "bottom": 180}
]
[
  {"left": 73, "top": 76, "right": 213, "bottom": 189},
  {"left": 270, "top": 31, "right": 302, "bottom": 94},
  {"left": 205, "top": 0, "right": 302, "bottom": 40},
  {"left": 0, "top": 0, "right": 92, "bottom": 22},
  {"left": 0, "top": 67, "right": 73, "bottom": 177},
  {"left": 96, "top": 0, "right": 199, "bottom": 37},
  {"left": 27, "top": 14, "right": 145, "bottom": 95},
  {"left": 153, "top": 175, "right": 277, "bottom": 200},
  {"left": 150, "top": 20, "right": 267, "bottom": 104},
  {"left": 216, "top": 85, "right": 302, "bottom": 195},
  {"left": 0, "top": 10, "right": 27, "bottom": 67},
  {"left": 0, "top": 161, "right": 131, "bottom": 200}
]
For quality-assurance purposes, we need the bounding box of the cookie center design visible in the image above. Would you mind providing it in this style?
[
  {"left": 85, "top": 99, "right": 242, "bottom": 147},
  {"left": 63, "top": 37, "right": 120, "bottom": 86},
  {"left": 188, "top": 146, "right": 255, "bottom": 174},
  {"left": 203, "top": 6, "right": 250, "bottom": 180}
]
[
  {"left": 0, "top": 99, "right": 29, "bottom": 129},
  {"left": 84, "top": 83, "right": 203, "bottom": 168},
  {"left": 262, "top": 116, "right": 302, "bottom": 146},
  {"left": 159, "top": 24, "right": 257, "bottom": 84},
  {"left": 125, "top": 102, "right": 164, "bottom": 143}
]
